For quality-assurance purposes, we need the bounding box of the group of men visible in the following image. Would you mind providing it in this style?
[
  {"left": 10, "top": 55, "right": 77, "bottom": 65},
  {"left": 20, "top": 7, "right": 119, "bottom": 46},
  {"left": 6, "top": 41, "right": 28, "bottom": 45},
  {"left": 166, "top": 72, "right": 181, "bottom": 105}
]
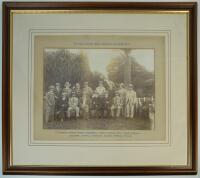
[{"left": 44, "top": 81, "right": 154, "bottom": 123}]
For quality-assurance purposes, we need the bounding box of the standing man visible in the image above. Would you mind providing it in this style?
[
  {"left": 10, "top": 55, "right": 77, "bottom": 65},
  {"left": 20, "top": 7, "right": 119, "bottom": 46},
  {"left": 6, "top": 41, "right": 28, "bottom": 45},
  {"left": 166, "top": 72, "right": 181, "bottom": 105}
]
[
  {"left": 54, "top": 83, "right": 62, "bottom": 120},
  {"left": 125, "top": 84, "right": 137, "bottom": 118},
  {"left": 82, "top": 82, "right": 93, "bottom": 117},
  {"left": 95, "top": 81, "right": 106, "bottom": 97},
  {"left": 63, "top": 82, "right": 72, "bottom": 96},
  {"left": 61, "top": 82, "right": 71, "bottom": 120},
  {"left": 74, "top": 83, "right": 82, "bottom": 99},
  {"left": 60, "top": 90, "right": 68, "bottom": 121},
  {"left": 103, "top": 91, "right": 111, "bottom": 117},
  {"left": 90, "top": 91, "right": 99, "bottom": 118},
  {"left": 135, "top": 97, "right": 142, "bottom": 117},
  {"left": 81, "top": 90, "right": 91, "bottom": 119},
  {"left": 95, "top": 81, "right": 106, "bottom": 118},
  {"left": 62, "top": 82, "right": 72, "bottom": 103},
  {"left": 82, "top": 82, "right": 93, "bottom": 98},
  {"left": 45, "top": 85, "right": 56, "bottom": 123},
  {"left": 118, "top": 83, "right": 127, "bottom": 117},
  {"left": 67, "top": 92, "right": 80, "bottom": 118},
  {"left": 55, "top": 83, "right": 62, "bottom": 95},
  {"left": 141, "top": 97, "right": 150, "bottom": 119}
]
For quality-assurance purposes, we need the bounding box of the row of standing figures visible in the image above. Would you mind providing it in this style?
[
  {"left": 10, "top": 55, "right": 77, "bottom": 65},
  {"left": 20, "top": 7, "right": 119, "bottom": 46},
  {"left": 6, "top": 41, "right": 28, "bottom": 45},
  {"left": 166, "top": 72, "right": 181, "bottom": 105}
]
[{"left": 44, "top": 81, "right": 155, "bottom": 123}]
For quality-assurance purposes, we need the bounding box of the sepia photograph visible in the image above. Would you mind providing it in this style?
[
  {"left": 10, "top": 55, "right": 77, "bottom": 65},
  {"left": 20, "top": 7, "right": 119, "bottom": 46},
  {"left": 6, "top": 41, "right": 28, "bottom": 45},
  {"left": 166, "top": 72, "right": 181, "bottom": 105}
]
[
  {"left": 3, "top": 2, "right": 196, "bottom": 174},
  {"left": 43, "top": 48, "right": 155, "bottom": 130}
]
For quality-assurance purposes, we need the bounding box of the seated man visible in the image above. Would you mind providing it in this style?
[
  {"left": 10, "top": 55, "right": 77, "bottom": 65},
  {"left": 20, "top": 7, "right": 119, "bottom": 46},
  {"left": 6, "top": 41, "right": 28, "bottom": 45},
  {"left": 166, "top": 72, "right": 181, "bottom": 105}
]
[
  {"left": 67, "top": 92, "right": 80, "bottom": 118},
  {"left": 111, "top": 92, "right": 123, "bottom": 118}
]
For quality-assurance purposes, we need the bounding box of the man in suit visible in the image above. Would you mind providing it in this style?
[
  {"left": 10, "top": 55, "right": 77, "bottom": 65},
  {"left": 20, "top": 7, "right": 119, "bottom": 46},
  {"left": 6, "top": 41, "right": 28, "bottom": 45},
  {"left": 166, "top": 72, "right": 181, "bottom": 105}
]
[
  {"left": 82, "top": 82, "right": 93, "bottom": 99},
  {"left": 55, "top": 83, "right": 62, "bottom": 96},
  {"left": 81, "top": 89, "right": 91, "bottom": 119},
  {"left": 62, "top": 82, "right": 72, "bottom": 113},
  {"left": 45, "top": 85, "right": 56, "bottom": 123},
  {"left": 117, "top": 83, "right": 127, "bottom": 117},
  {"left": 95, "top": 81, "right": 106, "bottom": 97},
  {"left": 54, "top": 83, "right": 62, "bottom": 120},
  {"left": 63, "top": 81, "right": 72, "bottom": 98},
  {"left": 67, "top": 92, "right": 80, "bottom": 118},
  {"left": 125, "top": 84, "right": 137, "bottom": 118},
  {"left": 60, "top": 90, "right": 68, "bottom": 121},
  {"left": 111, "top": 92, "right": 123, "bottom": 118},
  {"left": 82, "top": 82, "right": 93, "bottom": 114},
  {"left": 74, "top": 83, "right": 82, "bottom": 99},
  {"left": 95, "top": 81, "right": 106, "bottom": 118},
  {"left": 90, "top": 91, "right": 99, "bottom": 118}
]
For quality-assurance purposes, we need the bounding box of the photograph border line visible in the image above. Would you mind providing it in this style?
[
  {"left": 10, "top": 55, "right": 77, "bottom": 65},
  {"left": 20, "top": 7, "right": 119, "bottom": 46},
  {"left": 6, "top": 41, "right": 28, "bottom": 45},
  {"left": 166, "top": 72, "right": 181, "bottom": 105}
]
[{"left": 28, "top": 29, "right": 171, "bottom": 147}]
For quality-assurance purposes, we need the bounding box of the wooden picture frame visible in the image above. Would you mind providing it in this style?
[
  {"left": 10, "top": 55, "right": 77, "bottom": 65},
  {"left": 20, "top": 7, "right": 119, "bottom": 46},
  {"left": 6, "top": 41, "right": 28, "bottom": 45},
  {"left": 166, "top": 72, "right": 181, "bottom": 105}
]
[{"left": 2, "top": 2, "right": 198, "bottom": 175}]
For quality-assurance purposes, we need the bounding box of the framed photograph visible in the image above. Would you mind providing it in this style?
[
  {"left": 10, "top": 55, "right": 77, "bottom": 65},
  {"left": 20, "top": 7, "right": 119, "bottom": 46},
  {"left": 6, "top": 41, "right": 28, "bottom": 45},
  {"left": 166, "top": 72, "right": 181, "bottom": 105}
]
[{"left": 2, "top": 2, "right": 197, "bottom": 175}]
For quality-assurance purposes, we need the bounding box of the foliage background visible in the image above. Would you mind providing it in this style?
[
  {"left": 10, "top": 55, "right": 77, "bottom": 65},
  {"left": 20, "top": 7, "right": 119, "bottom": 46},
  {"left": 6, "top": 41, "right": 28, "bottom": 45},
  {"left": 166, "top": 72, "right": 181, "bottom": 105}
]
[{"left": 44, "top": 49, "right": 154, "bottom": 97}]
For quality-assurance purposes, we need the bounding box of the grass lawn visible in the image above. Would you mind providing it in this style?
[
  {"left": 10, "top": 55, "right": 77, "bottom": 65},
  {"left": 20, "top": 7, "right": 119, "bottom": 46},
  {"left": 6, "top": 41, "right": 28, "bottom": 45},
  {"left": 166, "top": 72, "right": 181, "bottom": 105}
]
[{"left": 44, "top": 114, "right": 154, "bottom": 130}]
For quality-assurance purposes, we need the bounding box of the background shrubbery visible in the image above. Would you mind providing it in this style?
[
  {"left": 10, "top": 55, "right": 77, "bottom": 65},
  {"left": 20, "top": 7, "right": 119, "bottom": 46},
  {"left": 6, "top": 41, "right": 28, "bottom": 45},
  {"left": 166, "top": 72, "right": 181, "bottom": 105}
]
[{"left": 44, "top": 49, "right": 154, "bottom": 97}]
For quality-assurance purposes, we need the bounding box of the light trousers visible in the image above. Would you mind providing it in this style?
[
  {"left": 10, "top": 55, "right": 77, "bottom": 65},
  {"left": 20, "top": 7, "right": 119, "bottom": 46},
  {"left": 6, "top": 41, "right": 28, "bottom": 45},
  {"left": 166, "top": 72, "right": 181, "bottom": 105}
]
[
  {"left": 125, "top": 104, "right": 134, "bottom": 118},
  {"left": 67, "top": 106, "right": 80, "bottom": 118}
]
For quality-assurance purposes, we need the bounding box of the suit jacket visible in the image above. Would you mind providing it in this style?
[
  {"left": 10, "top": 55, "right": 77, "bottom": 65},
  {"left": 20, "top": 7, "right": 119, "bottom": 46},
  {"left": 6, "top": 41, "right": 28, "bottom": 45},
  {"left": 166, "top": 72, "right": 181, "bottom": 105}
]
[
  {"left": 83, "top": 86, "right": 93, "bottom": 98},
  {"left": 55, "top": 88, "right": 62, "bottom": 98},
  {"left": 113, "top": 96, "right": 122, "bottom": 107},
  {"left": 95, "top": 86, "right": 106, "bottom": 96},
  {"left": 69, "top": 97, "right": 79, "bottom": 107},
  {"left": 125, "top": 90, "right": 137, "bottom": 105},
  {"left": 46, "top": 91, "right": 55, "bottom": 107}
]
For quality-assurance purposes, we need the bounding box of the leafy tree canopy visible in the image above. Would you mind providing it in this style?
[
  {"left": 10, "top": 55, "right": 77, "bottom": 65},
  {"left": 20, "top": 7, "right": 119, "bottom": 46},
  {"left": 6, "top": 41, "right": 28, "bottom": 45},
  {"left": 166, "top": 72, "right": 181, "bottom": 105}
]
[{"left": 107, "top": 54, "right": 154, "bottom": 97}]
